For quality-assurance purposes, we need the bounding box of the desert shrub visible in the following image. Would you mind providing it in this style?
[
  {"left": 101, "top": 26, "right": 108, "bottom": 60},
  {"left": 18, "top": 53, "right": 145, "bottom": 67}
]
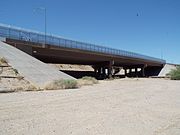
[
  {"left": 0, "top": 57, "right": 8, "bottom": 65},
  {"left": 81, "top": 76, "right": 98, "bottom": 83},
  {"left": 45, "top": 79, "right": 78, "bottom": 90},
  {"left": 78, "top": 76, "right": 98, "bottom": 86},
  {"left": 13, "top": 68, "right": 19, "bottom": 75},
  {"left": 168, "top": 66, "right": 180, "bottom": 80},
  {"left": 26, "top": 85, "right": 38, "bottom": 91}
]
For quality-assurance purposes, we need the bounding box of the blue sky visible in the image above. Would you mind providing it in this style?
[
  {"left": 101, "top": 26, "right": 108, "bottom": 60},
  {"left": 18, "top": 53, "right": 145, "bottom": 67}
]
[{"left": 0, "top": 0, "right": 180, "bottom": 64}]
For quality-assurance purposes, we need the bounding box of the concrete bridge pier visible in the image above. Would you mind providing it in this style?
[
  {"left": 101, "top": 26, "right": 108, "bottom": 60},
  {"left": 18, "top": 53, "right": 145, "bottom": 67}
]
[
  {"left": 107, "top": 67, "right": 113, "bottom": 78},
  {"left": 123, "top": 66, "right": 143, "bottom": 77},
  {"left": 135, "top": 68, "right": 138, "bottom": 77},
  {"left": 123, "top": 65, "right": 163, "bottom": 77},
  {"left": 140, "top": 67, "right": 145, "bottom": 77},
  {"left": 141, "top": 64, "right": 148, "bottom": 77},
  {"left": 124, "top": 68, "right": 128, "bottom": 77},
  {"left": 92, "top": 66, "right": 104, "bottom": 79},
  {"left": 130, "top": 68, "right": 133, "bottom": 76},
  {"left": 97, "top": 67, "right": 102, "bottom": 78},
  {"left": 124, "top": 68, "right": 132, "bottom": 77},
  {"left": 93, "top": 60, "right": 114, "bottom": 79},
  {"left": 107, "top": 60, "right": 114, "bottom": 78}
]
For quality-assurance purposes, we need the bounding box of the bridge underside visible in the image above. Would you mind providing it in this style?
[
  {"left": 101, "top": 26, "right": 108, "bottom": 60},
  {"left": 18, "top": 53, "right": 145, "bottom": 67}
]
[{"left": 5, "top": 39, "right": 165, "bottom": 78}]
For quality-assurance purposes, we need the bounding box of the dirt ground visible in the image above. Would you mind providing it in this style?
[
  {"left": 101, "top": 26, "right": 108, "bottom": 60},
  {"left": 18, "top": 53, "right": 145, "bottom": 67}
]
[
  {"left": 0, "top": 78, "right": 180, "bottom": 135},
  {"left": 0, "top": 66, "right": 36, "bottom": 92},
  {"left": 50, "top": 64, "right": 94, "bottom": 71}
]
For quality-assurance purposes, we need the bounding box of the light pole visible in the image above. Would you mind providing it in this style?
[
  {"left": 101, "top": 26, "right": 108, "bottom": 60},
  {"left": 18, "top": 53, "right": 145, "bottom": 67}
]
[{"left": 34, "top": 7, "right": 47, "bottom": 48}]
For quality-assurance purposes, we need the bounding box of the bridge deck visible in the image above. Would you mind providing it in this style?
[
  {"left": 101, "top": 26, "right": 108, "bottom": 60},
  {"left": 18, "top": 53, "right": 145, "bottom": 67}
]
[{"left": 0, "top": 23, "right": 165, "bottom": 65}]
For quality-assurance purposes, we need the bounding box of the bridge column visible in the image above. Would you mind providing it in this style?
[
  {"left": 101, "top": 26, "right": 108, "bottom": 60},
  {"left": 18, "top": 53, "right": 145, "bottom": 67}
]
[
  {"left": 141, "top": 67, "right": 145, "bottom": 77},
  {"left": 107, "top": 60, "right": 114, "bottom": 78},
  {"left": 129, "top": 68, "right": 132, "bottom": 77},
  {"left": 108, "top": 67, "right": 112, "bottom": 78},
  {"left": 94, "top": 67, "right": 97, "bottom": 73},
  {"left": 97, "top": 67, "right": 105, "bottom": 79},
  {"left": 124, "top": 68, "right": 127, "bottom": 77},
  {"left": 98, "top": 67, "right": 102, "bottom": 74},
  {"left": 141, "top": 64, "right": 148, "bottom": 77},
  {"left": 94, "top": 67, "right": 98, "bottom": 77},
  {"left": 102, "top": 67, "right": 106, "bottom": 78},
  {"left": 135, "top": 68, "right": 138, "bottom": 77}
]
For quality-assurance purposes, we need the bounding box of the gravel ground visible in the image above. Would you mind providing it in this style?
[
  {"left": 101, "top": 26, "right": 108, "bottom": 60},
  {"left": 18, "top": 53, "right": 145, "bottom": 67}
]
[
  {"left": 0, "top": 78, "right": 180, "bottom": 135},
  {"left": 0, "top": 66, "right": 36, "bottom": 92}
]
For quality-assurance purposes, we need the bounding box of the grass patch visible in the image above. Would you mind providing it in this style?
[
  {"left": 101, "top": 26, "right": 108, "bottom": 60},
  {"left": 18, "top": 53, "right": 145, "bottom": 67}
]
[
  {"left": 78, "top": 76, "right": 98, "bottom": 86},
  {"left": 45, "top": 79, "right": 78, "bottom": 90},
  {"left": 167, "top": 66, "right": 180, "bottom": 80},
  {"left": 0, "top": 57, "right": 8, "bottom": 65}
]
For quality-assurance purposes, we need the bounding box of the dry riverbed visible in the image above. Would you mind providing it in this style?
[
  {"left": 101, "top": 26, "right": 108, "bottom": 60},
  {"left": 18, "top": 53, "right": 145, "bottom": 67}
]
[{"left": 0, "top": 78, "right": 180, "bottom": 135}]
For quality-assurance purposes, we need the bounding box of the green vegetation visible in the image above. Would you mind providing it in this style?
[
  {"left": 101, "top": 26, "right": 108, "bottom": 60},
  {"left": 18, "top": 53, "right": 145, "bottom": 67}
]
[
  {"left": 167, "top": 66, "right": 180, "bottom": 80},
  {"left": 81, "top": 76, "right": 98, "bottom": 84},
  {"left": 0, "top": 57, "right": 8, "bottom": 65},
  {"left": 13, "top": 68, "right": 19, "bottom": 75},
  {"left": 45, "top": 79, "right": 78, "bottom": 90},
  {"left": 45, "top": 77, "right": 98, "bottom": 90},
  {"left": 26, "top": 85, "right": 38, "bottom": 91},
  {"left": 78, "top": 76, "right": 98, "bottom": 86}
]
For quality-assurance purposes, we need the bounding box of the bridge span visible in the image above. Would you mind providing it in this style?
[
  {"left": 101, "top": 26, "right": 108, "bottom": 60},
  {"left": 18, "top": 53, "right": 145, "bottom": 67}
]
[{"left": 0, "top": 24, "right": 166, "bottom": 78}]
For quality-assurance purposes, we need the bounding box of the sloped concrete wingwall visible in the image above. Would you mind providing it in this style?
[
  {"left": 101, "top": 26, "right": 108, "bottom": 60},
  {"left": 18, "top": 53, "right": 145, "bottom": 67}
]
[
  {"left": 0, "top": 41, "right": 75, "bottom": 88},
  {"left": 158, "top": 64, "right": 177, "bottom": 77}
]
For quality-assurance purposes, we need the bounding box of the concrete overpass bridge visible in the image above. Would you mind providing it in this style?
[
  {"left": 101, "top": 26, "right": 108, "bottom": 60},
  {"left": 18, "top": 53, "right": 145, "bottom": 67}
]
[{"left": 0, "top": 24, "right": 166, "bottom": 78}]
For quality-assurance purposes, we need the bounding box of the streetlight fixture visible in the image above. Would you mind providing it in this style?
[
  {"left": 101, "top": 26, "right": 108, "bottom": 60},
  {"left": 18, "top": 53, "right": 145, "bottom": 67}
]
[{"left": 34, "top": 7, "right": 47, "bottom": 48}]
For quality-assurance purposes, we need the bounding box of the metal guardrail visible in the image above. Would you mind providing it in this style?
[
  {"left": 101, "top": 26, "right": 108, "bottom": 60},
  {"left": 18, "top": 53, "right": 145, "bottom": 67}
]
[{"left": 0, "top": 23, "right": 165, "bottom": 64}]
